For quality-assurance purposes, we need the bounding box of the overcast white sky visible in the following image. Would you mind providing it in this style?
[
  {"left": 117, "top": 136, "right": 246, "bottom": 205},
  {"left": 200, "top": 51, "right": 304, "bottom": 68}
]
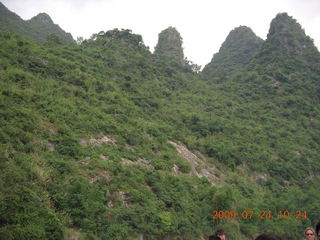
[{"left": 2, "top": 0, "right": 320, "bottom": 67}]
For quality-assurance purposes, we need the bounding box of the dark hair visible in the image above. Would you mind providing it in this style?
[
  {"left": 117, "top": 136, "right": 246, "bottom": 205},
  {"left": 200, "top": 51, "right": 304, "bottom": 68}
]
[
  {"left": 209, "top": 235, "right": 220, "bottom": 240},
  {"left": 255, "top": 233, "right": 282, "bottom": 240},
  {"left": 215, "top": 229, "right": 225, "bottom": 237},
  {"left": 316, "top": 222, "right": 320, "bottom": 235}
]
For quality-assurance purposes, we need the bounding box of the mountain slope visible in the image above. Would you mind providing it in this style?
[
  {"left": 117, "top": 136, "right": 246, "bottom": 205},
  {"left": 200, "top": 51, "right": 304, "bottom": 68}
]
[
  {"left": 255, "top": 12, "right": 320, "bottom": 70},
  {"left": 202, "top": 26, "right": 263, "bottom": 79},
  {"left": 203, "top": 13, "right": 320, "bottom": 178},
  {"left": 0, "top": 29, "right": 220, "bottom": 240},
  {"left": 0, "top": 1, "right": 74, "bottom": 43},
  {"left": 0, "top": 12, "right": 320, "bottom": 240},
  {"left": 27, "top": 13, "right": 74, "bottom": 43},
  {"left": 0, "top": 1, "right": 34, "bottom": 37}
]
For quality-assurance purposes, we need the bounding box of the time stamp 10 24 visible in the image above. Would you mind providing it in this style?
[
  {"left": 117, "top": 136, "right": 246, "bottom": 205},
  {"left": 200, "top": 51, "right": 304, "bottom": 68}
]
[{"left": 210, "top": 210, "right": 308, "bottom": 220}]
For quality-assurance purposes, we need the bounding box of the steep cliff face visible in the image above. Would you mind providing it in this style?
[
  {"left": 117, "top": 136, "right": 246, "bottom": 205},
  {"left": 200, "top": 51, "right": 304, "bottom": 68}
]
[
  {"left": 154, "top": 26, "right": 185, "bottom": 65},
  {"left": 202, "top": 26, "right": 263, "bottom": 79}
]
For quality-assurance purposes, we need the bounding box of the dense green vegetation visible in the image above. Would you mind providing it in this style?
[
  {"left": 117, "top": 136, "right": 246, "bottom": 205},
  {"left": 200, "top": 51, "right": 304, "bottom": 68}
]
[{"left": 0, "top": 9, "right": 320, "bottom": 240}]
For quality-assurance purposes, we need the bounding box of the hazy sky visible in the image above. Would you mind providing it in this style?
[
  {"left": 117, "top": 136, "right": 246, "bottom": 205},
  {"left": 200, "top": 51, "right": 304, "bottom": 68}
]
[{"left": 2, "top": 0, "right": 320, "bottom": 67}]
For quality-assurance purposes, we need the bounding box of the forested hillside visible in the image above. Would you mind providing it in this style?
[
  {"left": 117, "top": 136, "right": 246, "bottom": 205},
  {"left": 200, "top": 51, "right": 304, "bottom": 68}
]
[{"left": 0, "top": 6, "right": 320, "bottom": 240}]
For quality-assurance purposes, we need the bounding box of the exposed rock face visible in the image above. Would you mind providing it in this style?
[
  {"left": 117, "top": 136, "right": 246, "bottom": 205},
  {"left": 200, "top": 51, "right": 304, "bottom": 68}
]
[
  {"left": 29, "top": 13, "right": 54, "bottom": 24},
  {"left": 202, "top": 26, "right": 263, "bottom": 78},
  {"left": 154, "top": 26, "right": 185, "bottom": 65},
  {"left": 169, "top": 141, "right": 225, "bottom": 185},
  {"left": 79, "top": 135, "right": 116, "bottom": 146}
]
